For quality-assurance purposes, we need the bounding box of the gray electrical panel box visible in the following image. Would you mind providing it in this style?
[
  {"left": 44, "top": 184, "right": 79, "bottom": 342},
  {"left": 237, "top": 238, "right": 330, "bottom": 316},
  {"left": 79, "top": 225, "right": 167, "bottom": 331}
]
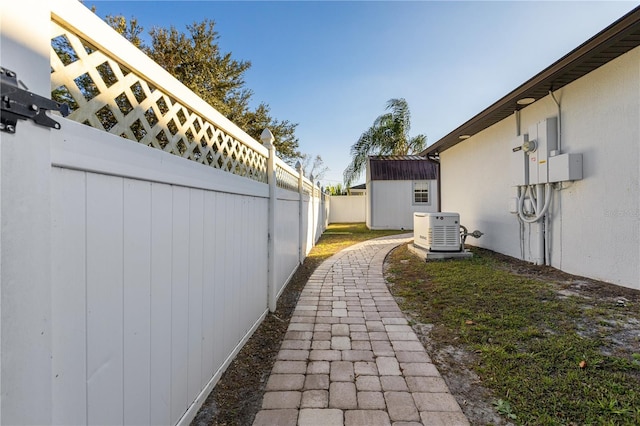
[
  {"left": 510, "top": 134, "right": 529, "bottom": 186},
  {"left": 549, "top": 153, "right": 583, "bottom": 182},
  {"left": 527, "top": 117, "right": 558, "bottom": 184}
]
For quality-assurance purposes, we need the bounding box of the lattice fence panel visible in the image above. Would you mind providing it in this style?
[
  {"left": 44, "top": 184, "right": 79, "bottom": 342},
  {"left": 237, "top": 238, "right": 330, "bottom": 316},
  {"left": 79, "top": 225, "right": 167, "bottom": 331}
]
[
  {"left": 303, "top": 181, "right": 313, "bottom": 196},
  {"left": 49, "top": 20, "right": 268, "bottom": 183},
  {"left": 276, "top": 165, "right": 299, "bottom": 192}
]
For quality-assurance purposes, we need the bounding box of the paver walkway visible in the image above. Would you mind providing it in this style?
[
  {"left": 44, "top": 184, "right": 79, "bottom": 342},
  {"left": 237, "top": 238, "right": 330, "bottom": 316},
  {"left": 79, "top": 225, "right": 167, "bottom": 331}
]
[{"left": 253, "top": 234, "right": 470, "bottom": 426}]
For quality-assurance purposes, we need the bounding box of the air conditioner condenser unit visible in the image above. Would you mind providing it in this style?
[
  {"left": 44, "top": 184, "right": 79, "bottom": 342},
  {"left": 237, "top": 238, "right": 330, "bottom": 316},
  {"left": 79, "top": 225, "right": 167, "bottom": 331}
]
[{"left": 414, "top": 212, "right": 461, "bottom": 252}]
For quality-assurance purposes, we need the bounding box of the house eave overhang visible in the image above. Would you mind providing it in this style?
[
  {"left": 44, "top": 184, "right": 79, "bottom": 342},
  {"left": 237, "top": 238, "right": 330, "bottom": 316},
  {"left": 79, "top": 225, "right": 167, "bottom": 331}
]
[{"left": 421, "top": 6, "right": 640, "bottom": 157}]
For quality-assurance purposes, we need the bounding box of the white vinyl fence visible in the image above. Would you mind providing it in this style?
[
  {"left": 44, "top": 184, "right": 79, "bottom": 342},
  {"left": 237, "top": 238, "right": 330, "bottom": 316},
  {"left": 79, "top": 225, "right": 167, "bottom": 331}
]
[
  {"left": 329, "top": 195, "right": 366, "bottom": 223},
  {"left": 0, "top": 1, "right": 327, "bottom": 425}
]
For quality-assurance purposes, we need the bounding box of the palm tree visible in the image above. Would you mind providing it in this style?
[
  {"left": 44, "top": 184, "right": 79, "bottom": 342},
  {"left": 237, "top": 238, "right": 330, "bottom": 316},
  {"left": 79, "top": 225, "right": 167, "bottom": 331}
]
[{"left": 343, "top": 98, "right": 426, "bottom": 188}]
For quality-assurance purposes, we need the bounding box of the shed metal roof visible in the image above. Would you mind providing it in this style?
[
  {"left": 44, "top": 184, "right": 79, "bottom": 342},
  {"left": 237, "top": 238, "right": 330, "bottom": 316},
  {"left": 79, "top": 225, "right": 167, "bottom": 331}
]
[
  {"left": 421, "top": 6, "right": 640, "bottom": 157},
  {"left": 369, "top": 156, "right": 439, "bottom": 180}
]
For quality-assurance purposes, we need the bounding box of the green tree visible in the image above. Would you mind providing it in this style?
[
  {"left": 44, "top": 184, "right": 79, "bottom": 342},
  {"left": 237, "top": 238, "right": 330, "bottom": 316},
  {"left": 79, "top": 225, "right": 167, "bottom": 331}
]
[
  {"left": 101, "top": 13, "right": 301, "bottom": 164},
  {"left": 343, "top": 98, "right": 426, "bottom": 187},
  {"left": 239, "top": 103, "right": 300, "bottom": 164},
  {"left": 103, "top": 14, "right": 143, "bottom": 48},
  {"left": 326, "top": 183, "right": 345, "bottom": 196}
]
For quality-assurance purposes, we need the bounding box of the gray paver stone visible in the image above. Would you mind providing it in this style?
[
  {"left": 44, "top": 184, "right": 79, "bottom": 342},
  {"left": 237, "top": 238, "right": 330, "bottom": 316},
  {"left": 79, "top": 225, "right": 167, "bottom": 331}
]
[
  {"left": 289, "top": 323, "right": 315, "bottom": 331},
  {"left": 384, "top": 325, "right": 413, "bottom": 333},
  {"left": 366, "top": 321, "right": 386, "bottom": 331},
  {"left": 371, "top": 340, "right": 395, "bottom": 357},
  {"left": 351, "top": 340, "right": 372, "bottom": 351},
  {"left": 381, "top": 318, "right": 408, "bottom": 325},
  {"left": 387, "top": 332, "right": 419, "bottom": 341},
  {"left": 304, "top": 374, "right": 329, "bottom": 390},
  {"left": 298, "top": 408, "right": 343, "bottom": 426},
  {"left": 309, "top": 349, "right": 341, "bottom": 361},
  {"left": 401, "top": 362, "right": 441, "bottom": 377},
  {"left": 376, "top": 357, "right": 401, "bottom": 375},
  {"left": 342, "top": 350, "right": 375, "bottom": 362},
  {"left": 329, "top": 382, "right": 357, "bottom": 409},
  {"left": 420, "top": 411, "right": 471, "bottom": 426},
  {"left": 285, "top": 331, "right": 313, "bottom": 340},
  {"left": 307, "top": 360, "right": 330, "bottom": 375},
  {"left": 280, "top": 340, "right": 311, "bottom": 350},
  {"left": 301, "top": 390, "right": 328, "bottom": 408},
  {"left": 369, "top": 331, "right": 389, "bottom": 341},
  {"left": 331, "top": 336, "right": 351, "bottom": 350},
  {"left": 330, "top": 361, "right": 355, "bottom": 381},
  {"left": 354, "top": 361, "right": 378, "bottom": 376},
  {"left": 351, "top": 331, "right": 369, "bottom": 340},
  {"left": 314, "top": 331, "right": 331, "bottom": 340},
  {"left": 380, "top": 376, "right": 408, "bottom": 392},
  {"left": 277, "top": 349, "right": 309, "bottom": 361},
  {"left": 332, "top": 308, "right": 348, "bottom": 317},
  {"left": 384, "top": 391, "right": 420, "bottom": 422},
  {"left": 261, "top": 391, "right": 301, "bottom": 409},
  {"left": 332, "top": 324, "right": 350, "bottom": 336},
  {"left": 405, "top": 376, "right": 450, "bottom": 393},
  {"left": 390, "top": 341, "right": 424, "bottom": 352},
  {"left": 355, "top": 375, "right": 381, "bottom": 391},
  {"left": 265, "top": 374, "right": 305, "bottom": 391},
  {"left": 311, "top": 340, "right": 330, "bottom": 350},
  {"left": 252, "top": 409, "right": 297, "bottom": 426},
  {"left": 413, "top": 392, "right": 462, "bottom": 412},
  {"left": 271, "top": 360, "right": 307, "bottom": 374},
  {"left": 395, "top": 351, "right": 431, "bottom": 363},
  {"left": 345, "top": 410, "right": 391, "bottom": 426},
  {"left": 357, "top": 391, "right": 386, "bottom": 409}
]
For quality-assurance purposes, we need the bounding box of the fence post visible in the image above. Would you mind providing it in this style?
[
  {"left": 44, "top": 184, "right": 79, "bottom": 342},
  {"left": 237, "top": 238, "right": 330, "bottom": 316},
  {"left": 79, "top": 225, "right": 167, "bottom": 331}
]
[
  {"left": 296, "top": 161, "right": 304, "bottom": 264},
  {"left": 1, "top": 2, "right": 55, "bottom": 423},
  {"left": 317, "top": 181, "right": 322, "bottom": 242},
  {"left": 261, "top": 129, "right": 277, "bottom": 313},
  {"left": 310, "top": 174, "right": 315, "bottom": 246}
]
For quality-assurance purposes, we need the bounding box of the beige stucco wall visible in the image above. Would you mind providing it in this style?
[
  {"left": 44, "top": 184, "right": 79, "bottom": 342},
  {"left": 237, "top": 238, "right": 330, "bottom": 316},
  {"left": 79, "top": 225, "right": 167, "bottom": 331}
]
[{"left": 440, "top": 46, "right": 639, "bottom": 289}]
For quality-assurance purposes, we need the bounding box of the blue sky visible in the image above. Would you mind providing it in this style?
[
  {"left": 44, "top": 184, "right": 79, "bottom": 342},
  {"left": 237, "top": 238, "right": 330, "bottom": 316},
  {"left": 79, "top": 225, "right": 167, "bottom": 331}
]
[{"left": 90, "top": 0, "right": 639, "bottom": 186}]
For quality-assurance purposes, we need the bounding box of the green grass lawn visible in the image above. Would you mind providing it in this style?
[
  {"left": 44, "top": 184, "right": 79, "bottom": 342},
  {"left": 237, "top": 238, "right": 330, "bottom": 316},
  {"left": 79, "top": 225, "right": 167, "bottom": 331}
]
[
  {"left": 386, "top": 244, "right": 640, "bottom": 425},
  {"left": 309, "top": 223, "right": 404, "bottom": 261}
]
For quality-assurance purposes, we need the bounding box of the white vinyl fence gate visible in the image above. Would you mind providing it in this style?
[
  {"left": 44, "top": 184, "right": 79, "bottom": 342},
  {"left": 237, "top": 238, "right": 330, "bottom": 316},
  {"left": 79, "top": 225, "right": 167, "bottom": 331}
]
[{"left": 0, "top": 1, "right": 328, "bottom": 425}]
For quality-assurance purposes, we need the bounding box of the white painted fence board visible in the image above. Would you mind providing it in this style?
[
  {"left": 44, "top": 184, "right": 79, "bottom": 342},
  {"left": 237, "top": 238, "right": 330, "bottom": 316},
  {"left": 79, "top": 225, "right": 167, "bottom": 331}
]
[
  {"left": 86, "top": 173, "right": 124, "bottom": 425},
  {"left": 253, "top": 199, "right": 269, "bottom": 320},
  {"left": 171, "top": 186, "right": 190, "bottom": 424},
  {"left": 150, "top": 183, "right": 173, "bottom": 425},
  {"left": 276, "top": 199, "right": 300, "bottom": 296},
  {"left": 201, "top": 192, "right": 217, "bottom": 384},
  {"left": 123, "top": 179, "right": 152, "bottom": 425},
  {"left": 232, "top": 195, "right": 243, "bottom": 342},
  {"left": 211, "top": 194, "right": 225, "bottom": 370},
  {"left": 187, "top": 189, "right": 205, "bottom": 401},
  {"left": 51, "top": 168, "right": 87, "bottom": 425}
]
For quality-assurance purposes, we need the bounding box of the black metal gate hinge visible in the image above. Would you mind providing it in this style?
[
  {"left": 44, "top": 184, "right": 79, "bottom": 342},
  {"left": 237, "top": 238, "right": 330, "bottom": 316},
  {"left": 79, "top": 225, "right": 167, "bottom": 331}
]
[{"left": 0, "top": 67, "right": 70, "bottom": 134}]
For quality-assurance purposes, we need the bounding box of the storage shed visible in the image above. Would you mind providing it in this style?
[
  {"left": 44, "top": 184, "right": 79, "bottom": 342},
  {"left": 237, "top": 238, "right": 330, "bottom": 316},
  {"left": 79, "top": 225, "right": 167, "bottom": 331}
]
[{"left": 365, "top": 156, "right": 439, "bottom": 230}]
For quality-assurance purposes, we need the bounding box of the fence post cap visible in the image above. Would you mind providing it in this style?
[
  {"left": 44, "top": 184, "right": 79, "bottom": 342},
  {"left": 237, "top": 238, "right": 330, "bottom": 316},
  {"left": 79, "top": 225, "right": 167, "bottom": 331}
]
[
  {"left": 260, "top": 128, "right": 275, "bottom": 147},
  {"left": 295, "top": 160, "right": 302, "bottom": 171}
]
